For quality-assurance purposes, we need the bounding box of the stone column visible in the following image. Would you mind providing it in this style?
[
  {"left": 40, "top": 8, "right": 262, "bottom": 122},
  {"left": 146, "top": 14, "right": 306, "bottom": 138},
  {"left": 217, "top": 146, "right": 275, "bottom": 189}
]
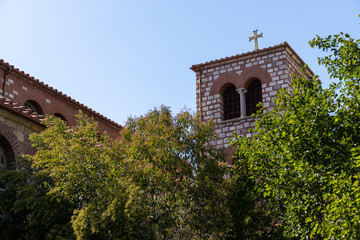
[{"left": 236, "top": 88, "right": 247, "bottom": 118}]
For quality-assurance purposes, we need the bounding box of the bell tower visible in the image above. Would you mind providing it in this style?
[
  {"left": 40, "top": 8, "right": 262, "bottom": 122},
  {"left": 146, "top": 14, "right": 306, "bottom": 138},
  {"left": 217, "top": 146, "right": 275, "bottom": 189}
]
[{"left": 190, "top": 40, "right": 310, "bottom": 163}]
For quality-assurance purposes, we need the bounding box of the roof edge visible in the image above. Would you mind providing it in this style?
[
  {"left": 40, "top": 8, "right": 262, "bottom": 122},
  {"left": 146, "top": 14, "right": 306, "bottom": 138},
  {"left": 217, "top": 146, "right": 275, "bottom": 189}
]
[
  {"left": 0, "top": 59, "right": 122, "bottom": 129},
  {"left": 190, "top": 42, "right": 309, "bottom": 73}
]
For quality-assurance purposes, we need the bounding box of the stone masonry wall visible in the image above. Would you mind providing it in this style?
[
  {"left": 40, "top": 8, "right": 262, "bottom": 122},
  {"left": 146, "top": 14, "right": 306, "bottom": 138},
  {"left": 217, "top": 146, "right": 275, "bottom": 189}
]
[
  {"left": 193, "top": 44, "right": 306, "bottom": 163},
  {"left": 0, "top": 107, "right": 44, "bottom": 169}
]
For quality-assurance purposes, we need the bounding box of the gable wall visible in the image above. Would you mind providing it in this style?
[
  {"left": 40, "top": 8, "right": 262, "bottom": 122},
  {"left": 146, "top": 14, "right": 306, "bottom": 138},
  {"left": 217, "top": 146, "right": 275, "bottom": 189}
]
[{"left": 0, "top": 67, "right": 121, "bottom": 139}]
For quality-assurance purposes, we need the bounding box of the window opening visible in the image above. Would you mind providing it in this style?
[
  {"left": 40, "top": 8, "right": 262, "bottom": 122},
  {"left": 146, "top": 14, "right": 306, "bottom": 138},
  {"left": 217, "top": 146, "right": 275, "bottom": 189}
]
[
  {"left": 223, "top": 85, "right": 240, "bottom": 120},
  {"left": 53, "top": 113, "right": 67, "bottom": 123},
  {"left": 0, "top": 135, "right": 14, "bottom": 169},
  {"left": 24, "top": 100, "right": 43, "bottom": 115},
  {"left": 246, "top": 80, "right": 262, "bottom": 116}
]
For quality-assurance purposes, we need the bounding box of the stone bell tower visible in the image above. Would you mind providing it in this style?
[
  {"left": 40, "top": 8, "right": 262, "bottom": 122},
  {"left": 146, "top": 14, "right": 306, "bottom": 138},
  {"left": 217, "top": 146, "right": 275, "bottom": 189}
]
[{"left": 190, "top": 35, "right": 311, "bottom": 163}]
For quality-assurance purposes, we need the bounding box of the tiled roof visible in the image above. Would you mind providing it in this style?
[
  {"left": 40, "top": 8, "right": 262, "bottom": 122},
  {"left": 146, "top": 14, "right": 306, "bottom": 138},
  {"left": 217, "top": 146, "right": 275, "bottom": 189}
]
[
  {"left": 0, "top": 96, "right": 45, "bottom": 124},
  {"left": 190, "top": 42, "right": 309, "bottom": 72},
  {"left": 0, "top": 59, "right": 122, "bottom": 129}
]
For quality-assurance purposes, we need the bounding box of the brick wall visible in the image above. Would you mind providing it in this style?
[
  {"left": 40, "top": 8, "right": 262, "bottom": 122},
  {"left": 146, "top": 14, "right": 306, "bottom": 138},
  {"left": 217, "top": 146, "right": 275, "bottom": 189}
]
[
  {"left": 191, "top": 42, "right": 310, "bottom": 163},
  {"left": 0, "top": 61, "right": 122, "bottom": 139}
]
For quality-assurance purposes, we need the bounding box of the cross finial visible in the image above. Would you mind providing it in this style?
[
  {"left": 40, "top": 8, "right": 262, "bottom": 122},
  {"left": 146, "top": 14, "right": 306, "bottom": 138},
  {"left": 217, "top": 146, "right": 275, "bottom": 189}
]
[{"left": 249, "top": 29, "right": 263, "bottom": 51}]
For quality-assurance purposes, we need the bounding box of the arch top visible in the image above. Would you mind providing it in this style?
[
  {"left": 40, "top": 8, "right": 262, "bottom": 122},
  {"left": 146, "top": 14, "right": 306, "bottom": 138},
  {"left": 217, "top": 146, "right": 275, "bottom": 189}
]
[
  {"left": 0, "top": 124, "right": 19, "bottom": 169},
  {"left": 24, "top": 100, "right": 44, "bottom": 115},
  {"left": 210, "top": 72, "right": 241, "bottom": 95},
  {"left": 240, "top": 66, "right": 272, "bottom": 88},
  {"left": 53, "top": 113, "right": 67, "bottom": 123},
  {"left": 209, "top": 66, "right": 272, "bottom": 95}
]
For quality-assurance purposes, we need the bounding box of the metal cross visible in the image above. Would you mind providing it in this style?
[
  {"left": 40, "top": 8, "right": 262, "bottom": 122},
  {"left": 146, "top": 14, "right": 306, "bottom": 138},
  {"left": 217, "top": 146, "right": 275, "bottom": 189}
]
[{"left": 249, "top": 29, "right": 263, "bottom": 51}]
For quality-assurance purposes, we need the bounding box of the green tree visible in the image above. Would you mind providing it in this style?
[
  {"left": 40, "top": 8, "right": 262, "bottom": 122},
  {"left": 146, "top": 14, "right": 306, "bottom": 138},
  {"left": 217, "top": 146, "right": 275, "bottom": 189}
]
[
  {"left": 26, "top": 108, "right": 232, "bottom": 239},
  {"left": 231, "top": 32, "right": 360, "bottom": 239},
  {"left": 28, "top": 113, "right": 130, "bottom": 239},
  {"left": 0, "top": 160, "right": 74, "bottom": 240},
  {"left": 119, "top": 107, "right": 231, "bottom": 239},
  {"left": 226, "top": 166, "right": 281, "bottom": 239}
]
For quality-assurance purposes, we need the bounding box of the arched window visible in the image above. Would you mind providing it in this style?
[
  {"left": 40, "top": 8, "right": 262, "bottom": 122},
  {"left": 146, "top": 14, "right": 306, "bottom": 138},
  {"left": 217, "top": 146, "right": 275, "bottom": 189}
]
[
  {"left": 246, "top": 79, "right": 262, "bottom": 116},
  {"left": 0, "top": 135, "right": 15, "bottom": 169},
  {"left": 53, "top": 113, "right": 67, "bottom": 124},
  {"left": 24, "top": 100, "right": 43, "bottom": 115},
  {"left": 223, "top": 85, "right": 240, "bottom": 120}
]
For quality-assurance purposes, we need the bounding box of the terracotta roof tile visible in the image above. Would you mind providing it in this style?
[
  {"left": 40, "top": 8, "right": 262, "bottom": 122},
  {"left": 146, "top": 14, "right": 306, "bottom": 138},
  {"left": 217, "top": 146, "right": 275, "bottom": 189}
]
[
  {"left": 190, "top": 42, "right": 308, "bottom": 71},
  {"left": 0, "top": 97, "right": 45, "bottom": 123},
  {"left": 0, "top": 59, "right": 122, "bottom": 129}
]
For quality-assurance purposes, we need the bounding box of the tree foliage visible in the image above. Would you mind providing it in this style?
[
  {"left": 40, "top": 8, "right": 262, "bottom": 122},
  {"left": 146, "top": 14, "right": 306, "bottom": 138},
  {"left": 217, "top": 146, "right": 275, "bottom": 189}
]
[
  {"left": 0, "top": 160, "right": 74, "bottom": 240},
  {"left": 231, "top": 32, "right": 360, "bottom": 239},
  {"left": 2, "top": 30, "right": 359, "bottom": 240},
  {"left": 20, "top": 108, "right": 234, "bottom": 239}
]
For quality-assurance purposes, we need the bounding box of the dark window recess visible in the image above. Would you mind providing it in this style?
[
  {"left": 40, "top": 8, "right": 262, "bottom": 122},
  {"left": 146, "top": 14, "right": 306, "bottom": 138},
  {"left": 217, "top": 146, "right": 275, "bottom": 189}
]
[
  {"left": 53, "top": 113, "right": 67, "bottom": 124},
  {"left": 246, "top": 80, "right": 262, "bottom": 116},
  {"left": 0, "top": 134, "right": 15, "bottom": 169},
  {"left": 24, "top": 100, "right": 44, "bottom": 115},
  {"left": 223, "top": 85, "right": 240, "bottom": 120}
]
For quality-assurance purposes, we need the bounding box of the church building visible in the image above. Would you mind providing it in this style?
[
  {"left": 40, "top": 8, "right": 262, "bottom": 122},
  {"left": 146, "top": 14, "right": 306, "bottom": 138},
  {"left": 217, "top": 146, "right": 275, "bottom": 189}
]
[
  {"left": 191, "top": 32, "right": 312, "bottom": 163},
  {"left": 0, "top": 31, "right": 313, "bottom": 169},
  {"left": 0, "top": 59, "right": 122, "bottom": 170}
]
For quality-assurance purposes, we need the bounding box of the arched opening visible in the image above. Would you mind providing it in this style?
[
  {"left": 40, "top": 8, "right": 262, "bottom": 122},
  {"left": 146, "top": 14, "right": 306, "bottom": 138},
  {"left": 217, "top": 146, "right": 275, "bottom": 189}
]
[
  {"left": 53, "top": 113, "right": 67, "bottom": 124},
  {"left": 246, "top": 79, "right": 262, "bottom": 116},
  {"left": 0, "top": 134, "right": 15, "bottom": 169},
  {"left": 24, "top": 100, "right": 43, "bottom": 115},
  {"left": 223, "top": 84, "right": 240, "bottom": 120}
]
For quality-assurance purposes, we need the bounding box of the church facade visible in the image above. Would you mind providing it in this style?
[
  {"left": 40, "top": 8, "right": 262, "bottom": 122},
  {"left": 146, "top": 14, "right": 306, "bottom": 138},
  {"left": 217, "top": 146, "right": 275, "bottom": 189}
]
[
  {"left": 0, "top": 59, "right": 122, "bottom": 169},
  {"left": 191, "top": 42, "right": 312, "bottom": 163},
  {"left": 0, "top": 38, "right": 312, "bottom": 169}
]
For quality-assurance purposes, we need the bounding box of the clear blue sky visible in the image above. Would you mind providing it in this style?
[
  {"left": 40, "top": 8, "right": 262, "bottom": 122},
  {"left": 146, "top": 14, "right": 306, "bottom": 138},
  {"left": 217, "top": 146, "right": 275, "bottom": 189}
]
[{"left": 0, "top": 0, "right": 359, "bottom": 125}]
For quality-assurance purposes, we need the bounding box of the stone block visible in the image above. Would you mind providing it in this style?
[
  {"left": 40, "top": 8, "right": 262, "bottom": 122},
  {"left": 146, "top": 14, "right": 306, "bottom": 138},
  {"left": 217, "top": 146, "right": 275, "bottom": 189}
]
[{"left": 270, "top": 91, "right": 277, "bottom": 96}]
